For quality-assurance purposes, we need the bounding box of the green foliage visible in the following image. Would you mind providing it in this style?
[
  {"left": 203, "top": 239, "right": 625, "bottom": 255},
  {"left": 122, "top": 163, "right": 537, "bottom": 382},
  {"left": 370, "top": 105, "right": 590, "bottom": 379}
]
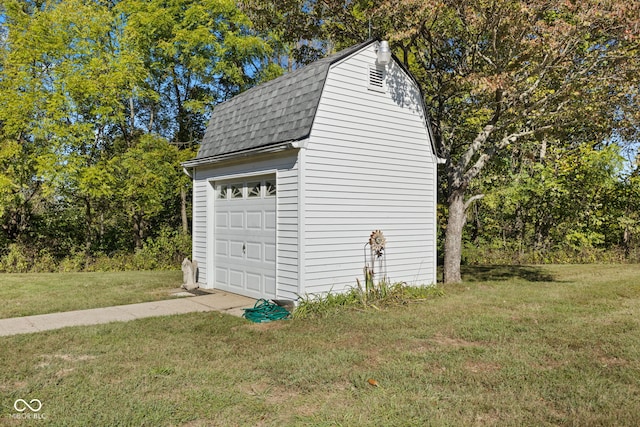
[
  {"left": 464, "top": 143, "right": 640, "bottom": 262},
  {"left": 136, "top": 227, "right": 192, "bottom": 269},
  {"left": 463, "top": 243, "right": 636, "bottom": 266},
  {"left": 0, "top": 243, "right": 30, "bottom": 273},
  {"left": 58, "top": 250, "right": 90, "bottom": 273},
  {"left": 1, "top": 0, "right": 637, "bottom": 272},
  {"left": 0, "top": 0, "right": 278, "bottom": 263},
  {"left": 0, "top": 228, "right": 190, "bottom": 272}
]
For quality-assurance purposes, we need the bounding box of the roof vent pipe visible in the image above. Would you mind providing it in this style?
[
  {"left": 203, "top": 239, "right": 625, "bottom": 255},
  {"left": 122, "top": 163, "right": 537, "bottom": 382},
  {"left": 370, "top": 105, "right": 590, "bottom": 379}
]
[{"left": 376, "top": 41, "right": 392, "bottom": 66}]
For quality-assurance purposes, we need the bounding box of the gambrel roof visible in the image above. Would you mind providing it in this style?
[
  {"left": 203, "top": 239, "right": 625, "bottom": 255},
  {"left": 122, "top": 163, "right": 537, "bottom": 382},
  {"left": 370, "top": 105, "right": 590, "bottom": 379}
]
[{"left": 195, "top": 40, "right": 376, "bottom": 160}]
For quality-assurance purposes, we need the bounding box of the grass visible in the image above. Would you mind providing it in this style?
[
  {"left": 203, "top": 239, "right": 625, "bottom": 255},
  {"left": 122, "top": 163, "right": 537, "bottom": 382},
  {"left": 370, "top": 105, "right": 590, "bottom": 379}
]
[
  {"left": 1, "top": 264, "right": 639, "bottom": 425},
  {"left": 0, "top": 271, "right": 183, "bottom": 318}
]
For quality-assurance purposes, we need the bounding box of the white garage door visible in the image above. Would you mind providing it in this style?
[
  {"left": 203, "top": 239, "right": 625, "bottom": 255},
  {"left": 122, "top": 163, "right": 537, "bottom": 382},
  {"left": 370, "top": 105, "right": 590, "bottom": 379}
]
[{"left": 213, "top": 176, "right": 276, "bottom": 299}]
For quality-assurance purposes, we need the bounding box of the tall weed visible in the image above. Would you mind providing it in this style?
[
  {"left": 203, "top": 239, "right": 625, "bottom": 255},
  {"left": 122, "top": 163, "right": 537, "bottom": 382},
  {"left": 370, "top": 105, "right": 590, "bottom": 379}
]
[{"left": 294, "top": 280, "right": 444, "bottom": 319}]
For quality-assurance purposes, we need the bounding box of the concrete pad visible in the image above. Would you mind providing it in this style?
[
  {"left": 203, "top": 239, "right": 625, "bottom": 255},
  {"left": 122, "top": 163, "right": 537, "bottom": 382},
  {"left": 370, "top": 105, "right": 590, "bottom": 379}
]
[
  {"left": 190, "top": 292, "right": 256, "bottom": 311},
  {"left": 171, "top": 291, "right": 194, "bottom": 297},
  {"left": 0, "top": 291, "right": 257, "bottom": 337}
]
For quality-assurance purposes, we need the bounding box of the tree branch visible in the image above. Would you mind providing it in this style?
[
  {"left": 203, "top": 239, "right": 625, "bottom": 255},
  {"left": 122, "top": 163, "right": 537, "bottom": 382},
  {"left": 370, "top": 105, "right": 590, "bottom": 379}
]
[
  {"left": 464, "top": 194, "right": 485, "bottom": 211},
  {"left": 452, "top": 124, "right": 495, "bottom": 188},
  {"left": 462, "top": 126, "right": 553, "bottom": 187}
]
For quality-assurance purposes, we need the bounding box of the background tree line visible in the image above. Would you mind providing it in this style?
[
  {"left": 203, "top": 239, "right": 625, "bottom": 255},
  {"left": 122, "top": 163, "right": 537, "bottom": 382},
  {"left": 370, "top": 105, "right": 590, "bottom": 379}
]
[{"left": 0, "top": 0, "right": 638, "bottom": 277}]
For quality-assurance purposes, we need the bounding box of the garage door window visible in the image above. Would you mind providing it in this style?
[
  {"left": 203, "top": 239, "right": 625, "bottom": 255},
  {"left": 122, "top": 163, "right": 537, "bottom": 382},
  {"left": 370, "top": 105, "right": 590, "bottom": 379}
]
[
  {"left": 265, "top": 181, "right": 276, "bottom": 197},
  {"left": 230, "top": 184, "right": 243, "bottom": 199},
  {"left": 247, "top": 182, "right": 261, "bottom": 198},
  {"left": 217, "top": 179, "right": 275, "bottom": 200},
  {"left": 216, "top": 185, "right": 227, "bottom": 199}
]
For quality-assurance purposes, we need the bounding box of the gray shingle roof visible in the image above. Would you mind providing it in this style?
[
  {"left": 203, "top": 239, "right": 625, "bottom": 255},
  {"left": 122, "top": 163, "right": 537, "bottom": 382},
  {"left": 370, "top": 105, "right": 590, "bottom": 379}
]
[{"left": 196, "top": 40, "right": 376, "bottom": 159}]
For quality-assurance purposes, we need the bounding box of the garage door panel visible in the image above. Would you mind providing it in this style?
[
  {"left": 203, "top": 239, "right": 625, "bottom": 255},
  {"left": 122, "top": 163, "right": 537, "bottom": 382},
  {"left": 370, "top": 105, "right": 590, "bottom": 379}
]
[
  {"left": 230, "top": 241, "right": 244, "bottom": 258},
  {"left": 246, "top": 242, "right": 261, "bottom": 261},
  {"left": 215, "top": 240, "right": 228, "bottom": 256},
  {"left": 265, "top": 211, "right": 276, "bottom": 230},
  {"left": 265, "top": 244, "right": 276, "bottom": 262},
  {"left": 216, "top": 212, "right": 228, "bottom": 229},
  {"left": 246, "top": 273, "right": 261, "bottom": 291},
  {"left": 215, "top": 268, "right": 228, "bottom": 285},
  {"left": 247, "top": 211, "right": 262, "bottom": 229},
  {"left": 230, "top": 212, "right": 244, "bottom": 229},
  {"left": 229, "top": 270, "right": 243, "bottom": 288},
  {"left": 265, "top": 276, "right": 276, "bottom": 294}
]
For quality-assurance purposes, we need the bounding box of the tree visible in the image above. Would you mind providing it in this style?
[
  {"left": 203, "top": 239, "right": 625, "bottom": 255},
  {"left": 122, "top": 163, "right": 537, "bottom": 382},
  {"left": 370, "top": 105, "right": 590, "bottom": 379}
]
[
  {"left": 0, "top": 0, "right": 276, "bottom": 261},
  {"left": 0, "top": 0, "right": 147, "bottom": 251},
  {"left": 119, "top": 0, "right": 273, "bottom": 234},
  {"left": 315, "top": 0, "right": 640, "bottom": 282},
  {"left": 119, "top": 0, "right": 274, "bottom": 141},
  {"left": 475, "top": 143, "right": 626, "bottom": 260},
  {"left": 109, "top": 135, "right": 183, "bottom": 249},
  {"left": 240, "top": 0, "right": 328, "bottom": 70}
]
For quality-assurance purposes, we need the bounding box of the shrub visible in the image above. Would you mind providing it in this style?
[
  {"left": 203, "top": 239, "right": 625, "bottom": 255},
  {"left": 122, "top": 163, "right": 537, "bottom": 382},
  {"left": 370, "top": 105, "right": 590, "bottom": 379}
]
[
  {"left": 58, "top": 250, "right": 88, "bottom": 272},
  {"left": 0, "top": 228, "right": 191, "bottom": 273},
  {"left": 59, "top": 229, "right": 189, "bottom": 272},
  {"left": 463, "top": 243, "right": 634, "bottom": 265},
  {"left": 0, "top": 243, "right": 30, "bottom": 273},
  {"left": 136, "top": 228, "right": 191, "bottom": 270},
  {"left": 31, "top": 249, "right": 57, "bottom": 273}
]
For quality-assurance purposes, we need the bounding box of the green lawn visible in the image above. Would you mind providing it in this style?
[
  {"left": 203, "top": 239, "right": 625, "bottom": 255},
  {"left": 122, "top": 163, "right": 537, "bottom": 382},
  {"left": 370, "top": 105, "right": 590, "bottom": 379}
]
[
  {"left": 1, "top": 264, "right": 639, "bottom": 426},
  {"left": 0, "top": 271, "right": 183, "bottom": 318}
]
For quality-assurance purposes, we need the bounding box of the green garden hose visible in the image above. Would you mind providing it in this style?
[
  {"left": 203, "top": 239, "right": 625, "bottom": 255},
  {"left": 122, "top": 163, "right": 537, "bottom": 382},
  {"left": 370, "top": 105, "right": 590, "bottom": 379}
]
[{"left": 242, "top": 299, "right": 291, "bottom": 323}]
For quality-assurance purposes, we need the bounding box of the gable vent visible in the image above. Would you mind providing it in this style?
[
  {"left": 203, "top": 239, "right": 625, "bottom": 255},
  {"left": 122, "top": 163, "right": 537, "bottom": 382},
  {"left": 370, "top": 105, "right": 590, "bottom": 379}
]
[{"left": 368, "top": 66, "right": 385, "bottom": 92}]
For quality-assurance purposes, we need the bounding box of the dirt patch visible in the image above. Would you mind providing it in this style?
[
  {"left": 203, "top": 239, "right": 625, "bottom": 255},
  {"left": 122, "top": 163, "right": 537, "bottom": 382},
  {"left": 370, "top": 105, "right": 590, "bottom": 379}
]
[
  {"left": 430, "top": 333, "right": 482, "bottom": 348},
  {"left": 37, "top": 353, "right": 96, "bottom": 368},
  {"left": 465, "top": 360, "right": 501, "bottom": 373},
  {"left": 180, "top": 419, "right": 212, "bottom": 427},
  {"left": 598, "top": 356, "right": 628, "bottom": 367},
  {"left": 1, "top": 380, "right": 28, "bottom": 393},
  {"left": 264, "top": 387, "right": 302, "bottom": 406},
  {"left": 55, "top": 368, "right": 76, "bottom": 378},
  {"left": 237, "top": 381, "right": 321, "bottom": 416},
  {"left": 247, "top": 320, "right": 290, "bottom": 331},
  {"left": 231, "top": 320, "right": 290, "bottom": 332},
  {"left": 536, "top": 358, "right": 569, "bottom": 370},
  {"left": 238, "top": 381, "right": 271, "bottom": 396}
]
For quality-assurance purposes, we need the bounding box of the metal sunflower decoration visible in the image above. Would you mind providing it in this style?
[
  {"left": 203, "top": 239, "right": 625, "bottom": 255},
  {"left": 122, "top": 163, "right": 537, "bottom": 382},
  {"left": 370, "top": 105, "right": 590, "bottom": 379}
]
[{"left": 369, "top": 230, "right": 386, "bottom": 258}]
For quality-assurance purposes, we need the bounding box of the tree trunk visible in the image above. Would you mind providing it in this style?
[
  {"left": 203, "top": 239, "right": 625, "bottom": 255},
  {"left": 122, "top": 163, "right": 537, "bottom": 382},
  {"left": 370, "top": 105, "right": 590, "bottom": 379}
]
[
  {"left": 443, "top": 190, "right": 466, "bottom": 284},
  {"left": 84, "top": 197, "right": 92, "bottom": 253},
  {"left": 133, "top": 211, "right": 143, "bottom": 250},
  {"left": 129, "top": 96, "right": 135, "bottom": 131},
  {"left": 181, "top": 186, "right": 189, "bottom": 234}
]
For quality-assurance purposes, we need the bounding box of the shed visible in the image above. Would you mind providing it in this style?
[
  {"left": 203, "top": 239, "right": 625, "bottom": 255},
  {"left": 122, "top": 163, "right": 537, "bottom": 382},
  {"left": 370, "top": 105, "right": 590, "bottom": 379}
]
[{"left": 182, "top": 40, "right": 439, "bottom": 300}]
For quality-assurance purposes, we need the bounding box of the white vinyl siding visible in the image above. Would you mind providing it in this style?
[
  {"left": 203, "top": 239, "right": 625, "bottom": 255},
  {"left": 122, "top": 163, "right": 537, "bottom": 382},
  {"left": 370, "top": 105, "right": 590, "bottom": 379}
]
[
  {"left": 303, "top": 46, "right": 437, "bottom": 294},
  {"left": 191, "top": 152, "right": 299, "bottom": 299},
  {"left": 191, "top": 177, "right": 208, "bottom": 284}
]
